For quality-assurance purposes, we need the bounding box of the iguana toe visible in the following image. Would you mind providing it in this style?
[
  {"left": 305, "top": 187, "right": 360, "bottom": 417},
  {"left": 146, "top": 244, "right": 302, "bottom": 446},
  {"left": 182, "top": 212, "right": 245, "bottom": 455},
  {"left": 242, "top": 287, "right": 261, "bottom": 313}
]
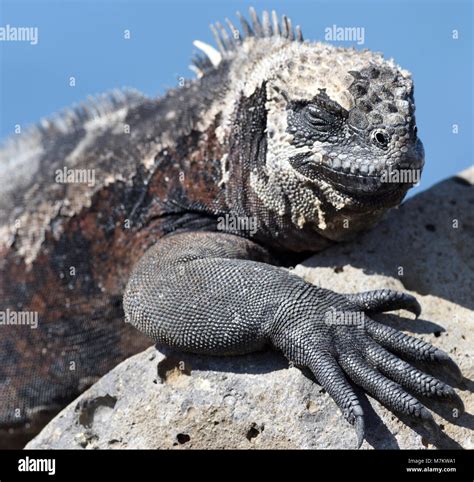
[
  {"left": 364, "top": 340, "right": 456, "bottom": 399},
  {"left": 365, "top": 318, "right": 449, "bottom": 362},
  {"left": 339, "top": 352, "right": 434, "bottom": 420},
  {"left": 306, "top": 352, "right": 366, "bottom": 448},
  {"left": 345, "top": 289, "right": 421, "bottom": 318}
]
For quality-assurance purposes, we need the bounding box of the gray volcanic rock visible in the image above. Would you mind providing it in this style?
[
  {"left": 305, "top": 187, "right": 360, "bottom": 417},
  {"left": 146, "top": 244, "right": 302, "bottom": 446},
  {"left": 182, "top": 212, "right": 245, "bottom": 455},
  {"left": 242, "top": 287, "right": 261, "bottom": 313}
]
[{"left": 26, "top": 168, "right": 473, "bottom": 449}]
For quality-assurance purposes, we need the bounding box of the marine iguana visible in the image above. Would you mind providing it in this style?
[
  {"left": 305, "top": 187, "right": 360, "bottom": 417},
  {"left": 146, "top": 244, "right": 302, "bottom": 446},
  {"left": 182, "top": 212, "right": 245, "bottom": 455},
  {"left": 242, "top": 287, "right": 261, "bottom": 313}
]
[{"left": 0, "top": 8, "right": 463, "bottom": 448}]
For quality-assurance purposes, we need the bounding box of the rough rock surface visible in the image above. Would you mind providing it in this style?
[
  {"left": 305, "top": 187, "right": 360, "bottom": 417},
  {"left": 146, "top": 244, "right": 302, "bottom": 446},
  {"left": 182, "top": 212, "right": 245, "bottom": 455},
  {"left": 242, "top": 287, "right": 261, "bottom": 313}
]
[{"left": 26, "top": 168, "right": 474, "bottom": 449}]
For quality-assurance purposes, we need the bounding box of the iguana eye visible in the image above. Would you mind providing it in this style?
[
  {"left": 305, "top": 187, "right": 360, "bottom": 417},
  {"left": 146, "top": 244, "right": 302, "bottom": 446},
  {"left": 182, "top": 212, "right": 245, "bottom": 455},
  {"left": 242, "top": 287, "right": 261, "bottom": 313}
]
[{"left": 305, "top": 105, "right": 336, "bottom": 130}]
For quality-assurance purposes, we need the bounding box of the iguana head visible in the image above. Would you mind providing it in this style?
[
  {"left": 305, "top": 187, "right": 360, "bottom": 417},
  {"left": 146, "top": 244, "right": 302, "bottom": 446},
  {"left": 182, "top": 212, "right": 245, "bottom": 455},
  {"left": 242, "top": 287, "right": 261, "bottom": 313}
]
[{"left": 193, "top": 8, "right": 424, "bottom": 249}]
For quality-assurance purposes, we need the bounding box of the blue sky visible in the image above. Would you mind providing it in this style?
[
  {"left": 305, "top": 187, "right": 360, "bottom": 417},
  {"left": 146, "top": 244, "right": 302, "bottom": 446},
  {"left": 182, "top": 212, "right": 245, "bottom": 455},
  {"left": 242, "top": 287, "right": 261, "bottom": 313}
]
[{"left": 0, "top": 0, "right": 472, "bottom": 197}]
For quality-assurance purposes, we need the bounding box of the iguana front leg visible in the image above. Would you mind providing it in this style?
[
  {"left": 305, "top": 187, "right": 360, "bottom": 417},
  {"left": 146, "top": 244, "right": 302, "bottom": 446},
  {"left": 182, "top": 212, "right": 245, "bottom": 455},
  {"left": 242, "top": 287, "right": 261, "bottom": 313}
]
[{"left": 123, "top": 231, "right": 462, "bottom": 447}]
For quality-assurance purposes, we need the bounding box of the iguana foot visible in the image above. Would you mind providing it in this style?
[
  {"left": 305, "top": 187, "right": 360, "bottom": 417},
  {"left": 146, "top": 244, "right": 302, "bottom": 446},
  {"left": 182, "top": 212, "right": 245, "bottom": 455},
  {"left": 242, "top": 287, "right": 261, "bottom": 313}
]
[{"left": 272, "top": 286, "right": 463, "bottom": 447}]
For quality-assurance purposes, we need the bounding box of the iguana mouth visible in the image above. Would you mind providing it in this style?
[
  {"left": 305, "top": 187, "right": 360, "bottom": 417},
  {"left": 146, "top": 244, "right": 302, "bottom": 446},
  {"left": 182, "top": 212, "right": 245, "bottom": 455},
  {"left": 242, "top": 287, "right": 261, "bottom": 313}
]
[
  {"left": 290, "top": 154, "right": 416, "bottom": 198},
  {"left": 317, "top": 162, "right": 413, "bottom": 197}
]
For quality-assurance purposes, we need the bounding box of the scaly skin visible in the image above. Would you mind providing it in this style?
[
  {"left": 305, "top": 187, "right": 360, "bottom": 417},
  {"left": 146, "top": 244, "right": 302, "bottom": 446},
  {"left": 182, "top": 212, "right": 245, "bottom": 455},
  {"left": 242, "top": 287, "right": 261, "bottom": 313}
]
[
  {"left": 0, "top": 8, "right": 462, "bottom": 447},
  {"left": 124, "top": 9, "right": 461, "bottom": 447},
  {"left": 124, "top": 232, "right": 462, "bottom": 448}
]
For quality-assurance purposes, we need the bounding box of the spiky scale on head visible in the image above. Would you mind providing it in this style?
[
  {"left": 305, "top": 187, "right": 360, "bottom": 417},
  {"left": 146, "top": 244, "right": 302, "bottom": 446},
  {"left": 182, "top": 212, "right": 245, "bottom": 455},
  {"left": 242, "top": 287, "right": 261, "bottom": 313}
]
[{"left": 192, "top": 7, "right": 424, "bottom": 247}]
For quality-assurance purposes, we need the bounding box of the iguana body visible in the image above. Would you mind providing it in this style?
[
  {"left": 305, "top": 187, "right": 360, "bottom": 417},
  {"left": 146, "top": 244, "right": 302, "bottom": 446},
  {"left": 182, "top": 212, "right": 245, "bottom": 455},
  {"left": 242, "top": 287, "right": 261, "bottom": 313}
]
[{"left": 0, "top": 9, "right": 462, "bottom": 447}]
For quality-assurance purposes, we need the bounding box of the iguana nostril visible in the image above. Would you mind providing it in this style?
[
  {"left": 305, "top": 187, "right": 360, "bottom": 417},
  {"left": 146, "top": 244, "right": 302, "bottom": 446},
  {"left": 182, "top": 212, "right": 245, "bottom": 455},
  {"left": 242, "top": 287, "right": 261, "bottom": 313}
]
[{"left": 372, "top": 129, "right": 389, "bottom": 148}]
